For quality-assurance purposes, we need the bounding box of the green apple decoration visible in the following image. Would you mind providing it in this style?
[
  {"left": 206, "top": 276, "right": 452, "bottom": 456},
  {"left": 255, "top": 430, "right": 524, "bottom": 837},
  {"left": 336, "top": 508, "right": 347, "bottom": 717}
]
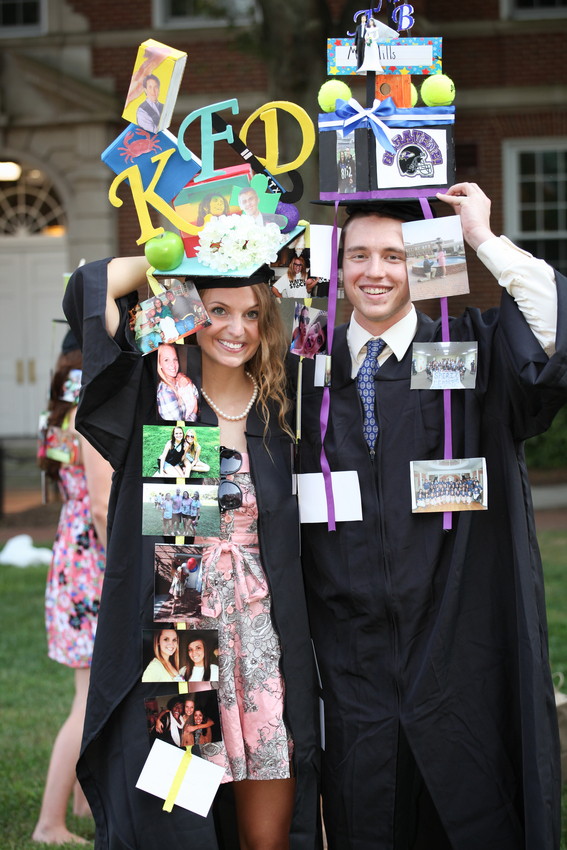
[{"left": 144, "top": 231, "right": 185, "bottom": 270}]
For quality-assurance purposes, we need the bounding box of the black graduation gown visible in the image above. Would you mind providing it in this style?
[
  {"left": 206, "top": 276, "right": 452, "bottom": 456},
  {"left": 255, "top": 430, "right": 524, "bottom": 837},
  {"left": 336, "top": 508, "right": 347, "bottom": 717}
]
[
  {"left": 63, "top": 259, "right": 321, "bottom": 850},
  {"left": 297, "top": 279, "right": 567, "bottom": 850}
]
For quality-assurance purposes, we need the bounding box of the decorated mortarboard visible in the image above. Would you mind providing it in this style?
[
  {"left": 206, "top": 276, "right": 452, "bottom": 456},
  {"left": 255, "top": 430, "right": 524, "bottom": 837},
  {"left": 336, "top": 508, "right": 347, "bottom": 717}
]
[
  {"left": 301, "top": 7, "right": 464, "bottom": 536},
  {"left": 102, "top": 41, "right": 314, "bottom": 281}
]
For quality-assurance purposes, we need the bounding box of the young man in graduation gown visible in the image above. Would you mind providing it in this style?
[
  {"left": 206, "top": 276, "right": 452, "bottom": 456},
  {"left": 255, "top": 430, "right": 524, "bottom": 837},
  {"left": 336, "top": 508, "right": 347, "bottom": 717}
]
[{"left": 298, "top": 182, "right": 564, "bottom": 849}]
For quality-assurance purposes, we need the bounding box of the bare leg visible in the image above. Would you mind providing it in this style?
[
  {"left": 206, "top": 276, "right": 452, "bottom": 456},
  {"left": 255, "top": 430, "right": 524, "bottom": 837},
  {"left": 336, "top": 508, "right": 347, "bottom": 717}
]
[
  {"left": 72, "top": 780, "right": 91, "bottom": 818},
  {"left": 32, "top": 667, "right": 91, "bottom": 845},
  {"left": 232, "top": 778, "right": 295, "bottom": 850}
]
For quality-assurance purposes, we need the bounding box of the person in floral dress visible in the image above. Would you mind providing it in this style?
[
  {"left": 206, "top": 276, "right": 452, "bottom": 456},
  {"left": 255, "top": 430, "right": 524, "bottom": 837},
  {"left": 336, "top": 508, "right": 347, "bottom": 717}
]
[{"left": 32, "top": 333, "right": 112, "bottom": 846}]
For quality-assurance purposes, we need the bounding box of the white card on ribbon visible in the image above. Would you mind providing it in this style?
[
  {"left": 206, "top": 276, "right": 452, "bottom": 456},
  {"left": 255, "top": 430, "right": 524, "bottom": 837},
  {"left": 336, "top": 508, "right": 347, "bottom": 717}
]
[
  {"left": 309, "top": 224, "right": 342, "bottom": 280},
  {"left": 136, "top": 739, "right": 225, "bottom": 817},
  {"left": 297, "top": 471, "right": 362, "bottom": 523}
]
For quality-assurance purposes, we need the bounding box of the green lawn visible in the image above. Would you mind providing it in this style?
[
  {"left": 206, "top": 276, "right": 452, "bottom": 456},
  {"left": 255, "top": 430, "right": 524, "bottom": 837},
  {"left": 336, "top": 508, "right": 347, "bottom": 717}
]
[
  {"left": 1, "top": 533, "right": 566, "bottom": 848},
  {"left": 142, "top": 425, "right": 219, "bottom": 478}
]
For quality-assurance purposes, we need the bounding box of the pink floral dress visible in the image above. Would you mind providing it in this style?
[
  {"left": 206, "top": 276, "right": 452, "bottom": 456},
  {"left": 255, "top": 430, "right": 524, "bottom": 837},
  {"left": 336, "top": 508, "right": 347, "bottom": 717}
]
[
  {"left": 45, "top": 465, "right": 106, "bottom": 667},
  {"left": 195, "top": 453, "right": 292, "bottom": 782}
]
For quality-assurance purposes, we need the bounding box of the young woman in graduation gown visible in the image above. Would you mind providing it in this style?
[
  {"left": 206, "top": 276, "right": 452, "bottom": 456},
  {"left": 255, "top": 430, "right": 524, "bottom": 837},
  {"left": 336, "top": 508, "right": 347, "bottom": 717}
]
[{"left": 63, "top": 257, "right": 321, "bottom": 850}]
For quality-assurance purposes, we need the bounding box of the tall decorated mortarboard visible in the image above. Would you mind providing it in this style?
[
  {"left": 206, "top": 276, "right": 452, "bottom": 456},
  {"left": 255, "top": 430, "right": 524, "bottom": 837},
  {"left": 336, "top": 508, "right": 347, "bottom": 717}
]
[{"left": 309, "top": 2, "right": 466, "bottom": 532}]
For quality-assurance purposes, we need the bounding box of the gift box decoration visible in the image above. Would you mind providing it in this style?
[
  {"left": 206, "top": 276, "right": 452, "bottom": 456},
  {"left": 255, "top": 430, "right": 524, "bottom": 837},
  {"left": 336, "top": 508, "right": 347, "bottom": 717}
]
[{"left": 318, "top": 97, "right": 455, "bottom": 201}]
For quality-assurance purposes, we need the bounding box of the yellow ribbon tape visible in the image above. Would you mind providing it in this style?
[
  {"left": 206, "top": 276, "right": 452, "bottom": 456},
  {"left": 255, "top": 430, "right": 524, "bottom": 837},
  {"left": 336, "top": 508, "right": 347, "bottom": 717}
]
[
  {"left": 177, "top": 622, "right": 186, "bottom": 630},
  {"left": 303, "top": 298, "right": 312, "bottom": 308},
  {"left": 298, "top": 220, "right": 310, "bottom": 247},
  {"left": 163, "top": 747, "right": 193, "bottom": 812},
  {"left": 175, "top": 536, "right": 185, "bottom": 545},
  {"left": 146, "top": 267, "right": 164, "bottom": 297},
  {"left": 178, "top": 681, "right": 188, "bottom": 694},
  {"left": 296, "top": 357, "right": 304, "bottom": 443}
]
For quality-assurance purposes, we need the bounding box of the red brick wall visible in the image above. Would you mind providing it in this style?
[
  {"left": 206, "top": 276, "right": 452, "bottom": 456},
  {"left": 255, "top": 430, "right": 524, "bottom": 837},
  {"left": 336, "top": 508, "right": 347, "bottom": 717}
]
[
  {"left": 417, "top": 109, "right": 567, "bottom": 321},
  {"left": 93, "top": 43, "right": 267, "bottom": 101},
  {"left": 444, "top": 34, "right": 566, "bottom": 89},
  {"left": 67, "top": 0, "right": 152, "bottom": 30},
  {"left": 424, "top": 0, "right": 499, "bottom": 22}
]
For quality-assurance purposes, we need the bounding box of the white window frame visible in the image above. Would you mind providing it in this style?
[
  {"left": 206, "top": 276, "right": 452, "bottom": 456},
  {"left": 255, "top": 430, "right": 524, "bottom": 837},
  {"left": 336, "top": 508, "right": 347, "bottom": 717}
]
[
  {"left": 500, "top": 0, "right": 567, "bottom": 20},
  {"left": 503, "top": 137, "right": 567, "bottom": 273},
  {"left": 0, "top": 0, "right": 47, "bottom": 38},
  {"left": 152, "top": 0, "right": 259, "bottom": 29}
]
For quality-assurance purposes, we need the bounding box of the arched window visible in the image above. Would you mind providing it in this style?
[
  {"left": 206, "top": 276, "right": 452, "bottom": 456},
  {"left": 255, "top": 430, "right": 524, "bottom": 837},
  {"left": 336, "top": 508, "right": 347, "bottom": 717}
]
[{"left": 0, "top": 167, "right": 66, "bottom": 236}]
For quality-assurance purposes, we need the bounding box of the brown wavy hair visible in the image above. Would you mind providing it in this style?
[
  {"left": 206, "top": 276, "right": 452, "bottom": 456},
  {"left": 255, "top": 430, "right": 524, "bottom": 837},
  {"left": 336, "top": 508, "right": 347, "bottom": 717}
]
[
  {"left": 153, "top": 629, "right": 180, "bottom": 678},
  {"left": 38, "top": 349, "right": 82, "bottom": 480},
  {"left": 198, "top": 284, "right": 293, "bottom": 439}
]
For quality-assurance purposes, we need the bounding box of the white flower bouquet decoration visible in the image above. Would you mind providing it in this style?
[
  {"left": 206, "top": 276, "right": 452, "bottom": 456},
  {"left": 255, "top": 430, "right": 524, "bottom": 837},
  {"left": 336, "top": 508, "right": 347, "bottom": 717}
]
[{"left": 195, "top": 214, "right": 283, "bottom": 272}]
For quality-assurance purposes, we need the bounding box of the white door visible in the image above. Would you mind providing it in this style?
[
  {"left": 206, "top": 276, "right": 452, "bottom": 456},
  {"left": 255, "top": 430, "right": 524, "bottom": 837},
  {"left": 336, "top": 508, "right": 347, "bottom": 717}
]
[{"left": 0, "top": 236, "right": 69, "bottom": 436}]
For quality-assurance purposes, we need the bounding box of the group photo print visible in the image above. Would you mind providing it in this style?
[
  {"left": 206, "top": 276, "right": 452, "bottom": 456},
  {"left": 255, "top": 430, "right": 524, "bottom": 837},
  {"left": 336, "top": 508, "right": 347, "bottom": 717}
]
[
  {"left": 142, "top": 483, "right": 220, "bottom": 538},
  {"left": 131, "top": 282, "right": 210, "bottom": 353},
  {"left": 144, "top": 689, "right": 222, "bottom": 749},
  {"left": 411, "top": 341, "right": 478, "bottom": 390},
  {"left": 410, "top": 457, "right": 487, "bottom": 513}
]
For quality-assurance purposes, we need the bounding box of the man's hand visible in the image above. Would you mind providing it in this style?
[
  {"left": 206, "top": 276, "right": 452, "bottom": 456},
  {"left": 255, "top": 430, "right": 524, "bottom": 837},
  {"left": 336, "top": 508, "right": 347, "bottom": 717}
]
[{"left": 436, "top": 183, "right": 495, "bottom": 253}]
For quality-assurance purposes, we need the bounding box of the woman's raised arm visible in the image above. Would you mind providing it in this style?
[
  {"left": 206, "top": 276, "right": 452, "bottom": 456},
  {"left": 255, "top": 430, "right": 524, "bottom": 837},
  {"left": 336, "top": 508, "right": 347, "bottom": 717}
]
[{"left": 105, "top": 256, "right": 150, "bottom": 337}]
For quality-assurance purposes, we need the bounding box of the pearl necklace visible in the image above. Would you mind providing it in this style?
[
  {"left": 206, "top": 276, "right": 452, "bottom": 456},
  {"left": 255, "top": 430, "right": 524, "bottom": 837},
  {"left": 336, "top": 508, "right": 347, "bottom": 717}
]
[{"left": 201, "top": 372, "right": 258, "bottom": 421}]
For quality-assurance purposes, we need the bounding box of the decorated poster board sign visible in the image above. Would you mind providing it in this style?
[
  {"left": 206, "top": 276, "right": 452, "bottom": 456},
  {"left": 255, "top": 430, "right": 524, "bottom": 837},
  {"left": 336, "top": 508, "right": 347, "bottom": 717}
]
[{"left": 327, "top": 37, "right": 442, "bottom": 77}]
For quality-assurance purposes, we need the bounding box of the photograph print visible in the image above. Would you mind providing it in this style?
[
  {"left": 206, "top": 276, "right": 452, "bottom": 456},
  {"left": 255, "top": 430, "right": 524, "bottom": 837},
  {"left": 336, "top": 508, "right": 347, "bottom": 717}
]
[
  {"left": 173, "top": 170, "right": 252, "bottom": 237},
  {"left": 336, "top": 131, "right": 357, "bottom": 194},
  {"left": 290, "top": 303, "right": 328, "bottom": 360},
  {"left": 411, "top": 342, "right": 478, "bottom": 390},
  {"left": 131, "top": 281, "right": 210, "bottom": 353},
  {"left": 154, "top": 544, "right": 203, "bottom": 622},
  {"left": 402, "top": 215, "right": 469, "bottom": 302},
  {"left": 271, "top": 250, "right": 322, "bottom": 299},
  {"left": 142, "top": 482, "right": 219, "bottom": 538},
  {"left": 142, "top": 424, "right": 220, "bottom": 479},
  {"left": 410, "top": 457, "right": 487, "bottom": 514},
  {"left": 156, "top": 344, "right": 202, "bottom": 423},
  {"left": 145, "top": 688, "right": 222, "bottom": 749},
  {"left": 142, "top": 628, "right": 219, "bottom": 684}
]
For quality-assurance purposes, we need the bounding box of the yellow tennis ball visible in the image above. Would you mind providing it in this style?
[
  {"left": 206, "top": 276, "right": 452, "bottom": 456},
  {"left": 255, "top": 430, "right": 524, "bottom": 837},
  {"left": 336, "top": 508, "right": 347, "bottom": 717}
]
[
  {"left": 411, "top": 83, "right": 418, "bottom": 107},
  {"left": 421, "top": 74, "right": 455, "bottom": 107},
  {"left": 318, "top": 80, "right": 353, "bottom": 113}
]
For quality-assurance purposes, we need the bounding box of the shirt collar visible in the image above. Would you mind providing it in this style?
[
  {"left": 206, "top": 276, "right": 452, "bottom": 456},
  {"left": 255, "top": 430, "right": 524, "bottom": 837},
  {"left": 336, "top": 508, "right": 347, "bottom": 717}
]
[{"left": 348, "top": 305, "right": 418, "bottom": 365}]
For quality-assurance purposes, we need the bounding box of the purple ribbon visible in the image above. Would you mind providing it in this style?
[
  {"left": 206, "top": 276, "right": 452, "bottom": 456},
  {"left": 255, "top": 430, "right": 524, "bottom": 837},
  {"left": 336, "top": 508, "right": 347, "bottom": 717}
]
[
  {"left": 319, "top": 202, "right": 340, "bottom": 532},
  {"left": 419, "top": 198, "right": 452, "bottom": 531},
  {"left": 334, "top": 97, "right": 397, "bottom": 155}
]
